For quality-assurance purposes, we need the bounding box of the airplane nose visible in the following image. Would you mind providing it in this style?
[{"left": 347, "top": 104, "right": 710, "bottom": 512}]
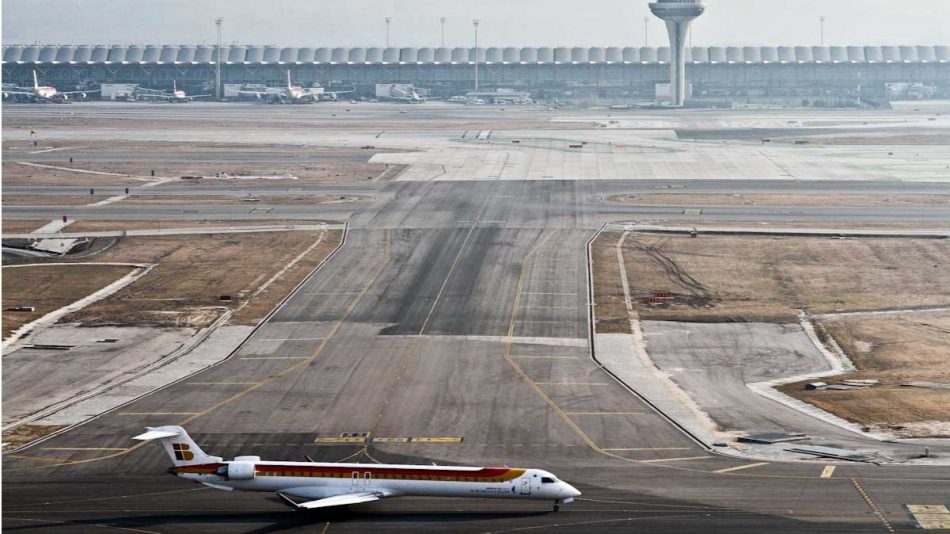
[{"left": 563, "top": 483, "right": 582, "bottom": 498}]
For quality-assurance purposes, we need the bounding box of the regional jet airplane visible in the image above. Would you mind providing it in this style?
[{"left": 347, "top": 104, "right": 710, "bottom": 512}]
[
  {"left": 135, "top": 426, "right": 581, "bottom": 511},
  {"left": 4, "top": 70, "right": 98, "bottom": 103}
]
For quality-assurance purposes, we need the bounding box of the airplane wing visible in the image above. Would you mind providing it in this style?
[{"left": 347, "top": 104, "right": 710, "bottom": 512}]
[
  {"left": 277, "top": 491, "right": 383, "bottom": 510},
  {"left": 4, "top": 91, "right": 35, "bottom": 96},
  {"left": 60, "top": 90, "right": 100, "bottom": 95}
]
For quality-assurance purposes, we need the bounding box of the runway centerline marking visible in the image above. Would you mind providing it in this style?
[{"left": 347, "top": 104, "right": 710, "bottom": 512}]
[
  {"left": 41, "top": 447, "right": 129, "bottom": 451},
  {"left": 187, "top": 382, "right": 259, "bottom": 385},
  {"left": 239, "top": 356, "right": 310, "bottom": 360},
  {"left": 820, "top": 465, "right": 836, "bottom": 478},
  {"left": 512, "top": 355, "right": 580, "bottom": 359},
  {"left": 535, "top": 382, "right": 610, "bottom": 386},
  {"left": 602, "top": 447, "right": 691, "bottom": 451},
  {"left": 713, "top": 462, "right": 769, "bottom": 474},
  {"left": 117, "top": 412, "right": 199, "bottom": 416},
  {"left": 256, "top": 337, "right": 327, "bottom": 342},
  {"left": 640, "top": 456, "right": 710, "bottom": 463},
  {"left": 565, "top": 412, "right": 649, "bottom": 415}
]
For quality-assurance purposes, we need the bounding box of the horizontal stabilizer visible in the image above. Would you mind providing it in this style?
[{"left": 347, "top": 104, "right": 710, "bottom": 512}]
[
  {"left": 278, "top": 491, "right": 381, "bottom": 510},
  {"left": 133, "top": 429, "right": 180, "bottom": 441}
]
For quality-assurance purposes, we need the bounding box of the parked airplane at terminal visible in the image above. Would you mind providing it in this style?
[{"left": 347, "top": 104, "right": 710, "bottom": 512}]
[
  {"left": 139, "top": 80, "right": 210, "bottom": 103},
  {"left": 135, "top": 426, "right": 581, "bottom": 511},
  {"left": 3, "top": 70, "right": 98, "bottom": 103},
  {"left": 237, "top": 72, "right": 323, "bottom": 104}
]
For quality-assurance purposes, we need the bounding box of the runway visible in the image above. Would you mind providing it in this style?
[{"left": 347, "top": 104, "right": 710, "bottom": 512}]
[{"left": 3, "top": 104, "right": 950, "bottom": 532}]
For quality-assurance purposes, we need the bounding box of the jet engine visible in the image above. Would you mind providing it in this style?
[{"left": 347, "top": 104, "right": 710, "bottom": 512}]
[{"left": 216, "top": 460, "right": 258, "bottom": 480}]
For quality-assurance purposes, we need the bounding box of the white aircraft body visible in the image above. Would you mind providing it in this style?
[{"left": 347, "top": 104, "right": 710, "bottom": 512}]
[
  {"left": 135, "top": 426, "right": 581, "bottom": 511},
  {"left": 141, "top": 81, "right": 211, "bottom": 103},
  {"left": 4, "top": 70, "right": 98, "bottom": 103},
  {"left": 238, "top": 72, "right": 322, "bottom": 104}
]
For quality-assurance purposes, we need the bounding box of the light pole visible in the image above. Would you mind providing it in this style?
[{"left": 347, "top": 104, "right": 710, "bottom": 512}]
[
  {"left": 819, "top": 15, "right": 825, "bottom": 46},
  {"left": 441, "top": 17, "right": 446, "bottom": 48},
  {"left": 473, "top": 19, "right": 479, "bottom": 92},
  {"left": 385, "top": 17, "right": 392, "bottom": 48},
  {"left": 643, "top": 16, "right": 649, "bottom": 47},
  {"left": 215, "top": 17, "right": 223, "bottom": 101}
]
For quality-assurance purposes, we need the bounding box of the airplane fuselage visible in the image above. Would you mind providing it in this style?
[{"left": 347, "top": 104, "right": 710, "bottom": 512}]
[{"left": 173, "top": 460, "right": 580, "bottom": 503}]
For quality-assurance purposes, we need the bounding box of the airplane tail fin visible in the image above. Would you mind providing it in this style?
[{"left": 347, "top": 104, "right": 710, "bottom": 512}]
[
  {"left": 287, "top": 70, "right": 292, "bottom": 90},
  {"left": 173, "top": 80, "right": 177, "bottom": 93},
  {"left": 133, "top": 426, "right": 222, "bottom": 466},
  {"left": 33, "top": 70, "right": 39, "bottom": 89}
]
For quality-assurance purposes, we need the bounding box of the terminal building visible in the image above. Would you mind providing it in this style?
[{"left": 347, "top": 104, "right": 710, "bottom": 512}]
[{"left": 3, "top": 44, "right": 949, "bottom": 103}]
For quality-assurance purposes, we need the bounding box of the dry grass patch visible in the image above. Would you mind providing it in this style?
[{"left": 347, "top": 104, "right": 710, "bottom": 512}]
[
  {"left": 608, "top": 193, "right": 950, "bottom": 207},
  {"left": 1, "top": 424, "right": 67, "bottom": 450},
  {"left": 591, "top": 232, "right": 631, "bottom": 333},
  {"left": 617, "top": 234, "right": 950, "bottom": 322},
  {"left": 1, "top": 220, "right": 49, "bottom": 234},
  {"left": 122, "top": 194, "right": 368, "bottom": 205},
  {"left": 780, "top": 312, "right": 950, "bottom": 435},
  {"left": 1, "top": 161, "right": 144, "bottom": 186},
  {"left": 64, "top": 219, "right": 323, "bottom": 233},
  {"left": 3, "top": 195, "right": 112, "bottom": 206},
  {"left": 2, "top": 264, "right": 134, "bottom": 338},
  {"left": 63, "top": 230, "right": 342, "bottom": 327}
]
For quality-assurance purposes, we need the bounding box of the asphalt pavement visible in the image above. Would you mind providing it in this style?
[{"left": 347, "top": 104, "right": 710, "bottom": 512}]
[{"left": 3, "top": 104, "right": 949, "bottom": 533}]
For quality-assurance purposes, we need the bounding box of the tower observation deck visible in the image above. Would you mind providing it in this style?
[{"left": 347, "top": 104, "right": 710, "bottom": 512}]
[{"left": 649, "top": 0, "right": 706, "bottom": 105}]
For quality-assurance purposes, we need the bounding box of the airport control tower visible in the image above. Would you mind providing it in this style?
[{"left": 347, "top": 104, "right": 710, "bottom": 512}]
[{"left": 649, "top": 0, "right": 706, "bottom": 106}]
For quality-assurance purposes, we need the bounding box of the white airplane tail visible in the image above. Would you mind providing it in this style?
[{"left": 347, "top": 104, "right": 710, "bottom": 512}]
[
  {"left": 133, "top": 426, "right": 222, "bottom": 466},
  {"left": 33, "top": 70, "right": 39, "bottom": 89},
  {"left": 287, "top": 71, "right": 292, "bottom": 90}
]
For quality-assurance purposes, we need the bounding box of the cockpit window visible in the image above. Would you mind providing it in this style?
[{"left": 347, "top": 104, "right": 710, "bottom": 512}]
[{"left": 541, "top": 477, "right": 556, "bottom": 484}]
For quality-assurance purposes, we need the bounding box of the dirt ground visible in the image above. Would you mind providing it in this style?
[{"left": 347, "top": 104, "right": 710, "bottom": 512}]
[
  {"left": 608, "top": 193, "right": 950, "bottom": 207},
  {"left": 2, "top": 263, "right": 135, "bottom": 338},
  {"left": 1, "top": 424, "right": 67, "bottom": 450},
  {"left": 591, "top": 234, "right": 631, "bottom": 334},
  {"left": 3, "top": 195, "right": 113, "bottom": 206},
  {"left": 61, "top": 229, "right": 342, "bottom": 328},
  {"left": 773, "top": 132, "right": 950, "bottom": 145},
  {"left": 591, "top": 231, "right": 950, "bottom": 436},
  {"left": 603, "top": 233, "right": 950, "bottom": 322},
  {"left": 1, "top": 220, "right": 49, "bottom": 233},
  {"left": 120, "top": 194, "right": 370, "bottom": 205},
  {"left": 780, "top": 312, "right": 950, "bottom": 436},
  {"left": 2, "top": 141, "right": 406, "bottom": 186},
  {"left": 61, "top": 219, "right": 324, "bottom": 232},
  {"left": 1, "top": 161, "right": 146, "bottom": 186}
]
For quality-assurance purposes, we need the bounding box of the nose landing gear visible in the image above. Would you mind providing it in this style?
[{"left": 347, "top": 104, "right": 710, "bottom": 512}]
[{"left": 553, "top": 500, "right": 561, "bottom": 512}]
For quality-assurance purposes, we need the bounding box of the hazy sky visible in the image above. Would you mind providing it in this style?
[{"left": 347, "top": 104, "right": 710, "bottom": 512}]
[{"left": 3, "top": 0, "right": 948, "bottom": 47}]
